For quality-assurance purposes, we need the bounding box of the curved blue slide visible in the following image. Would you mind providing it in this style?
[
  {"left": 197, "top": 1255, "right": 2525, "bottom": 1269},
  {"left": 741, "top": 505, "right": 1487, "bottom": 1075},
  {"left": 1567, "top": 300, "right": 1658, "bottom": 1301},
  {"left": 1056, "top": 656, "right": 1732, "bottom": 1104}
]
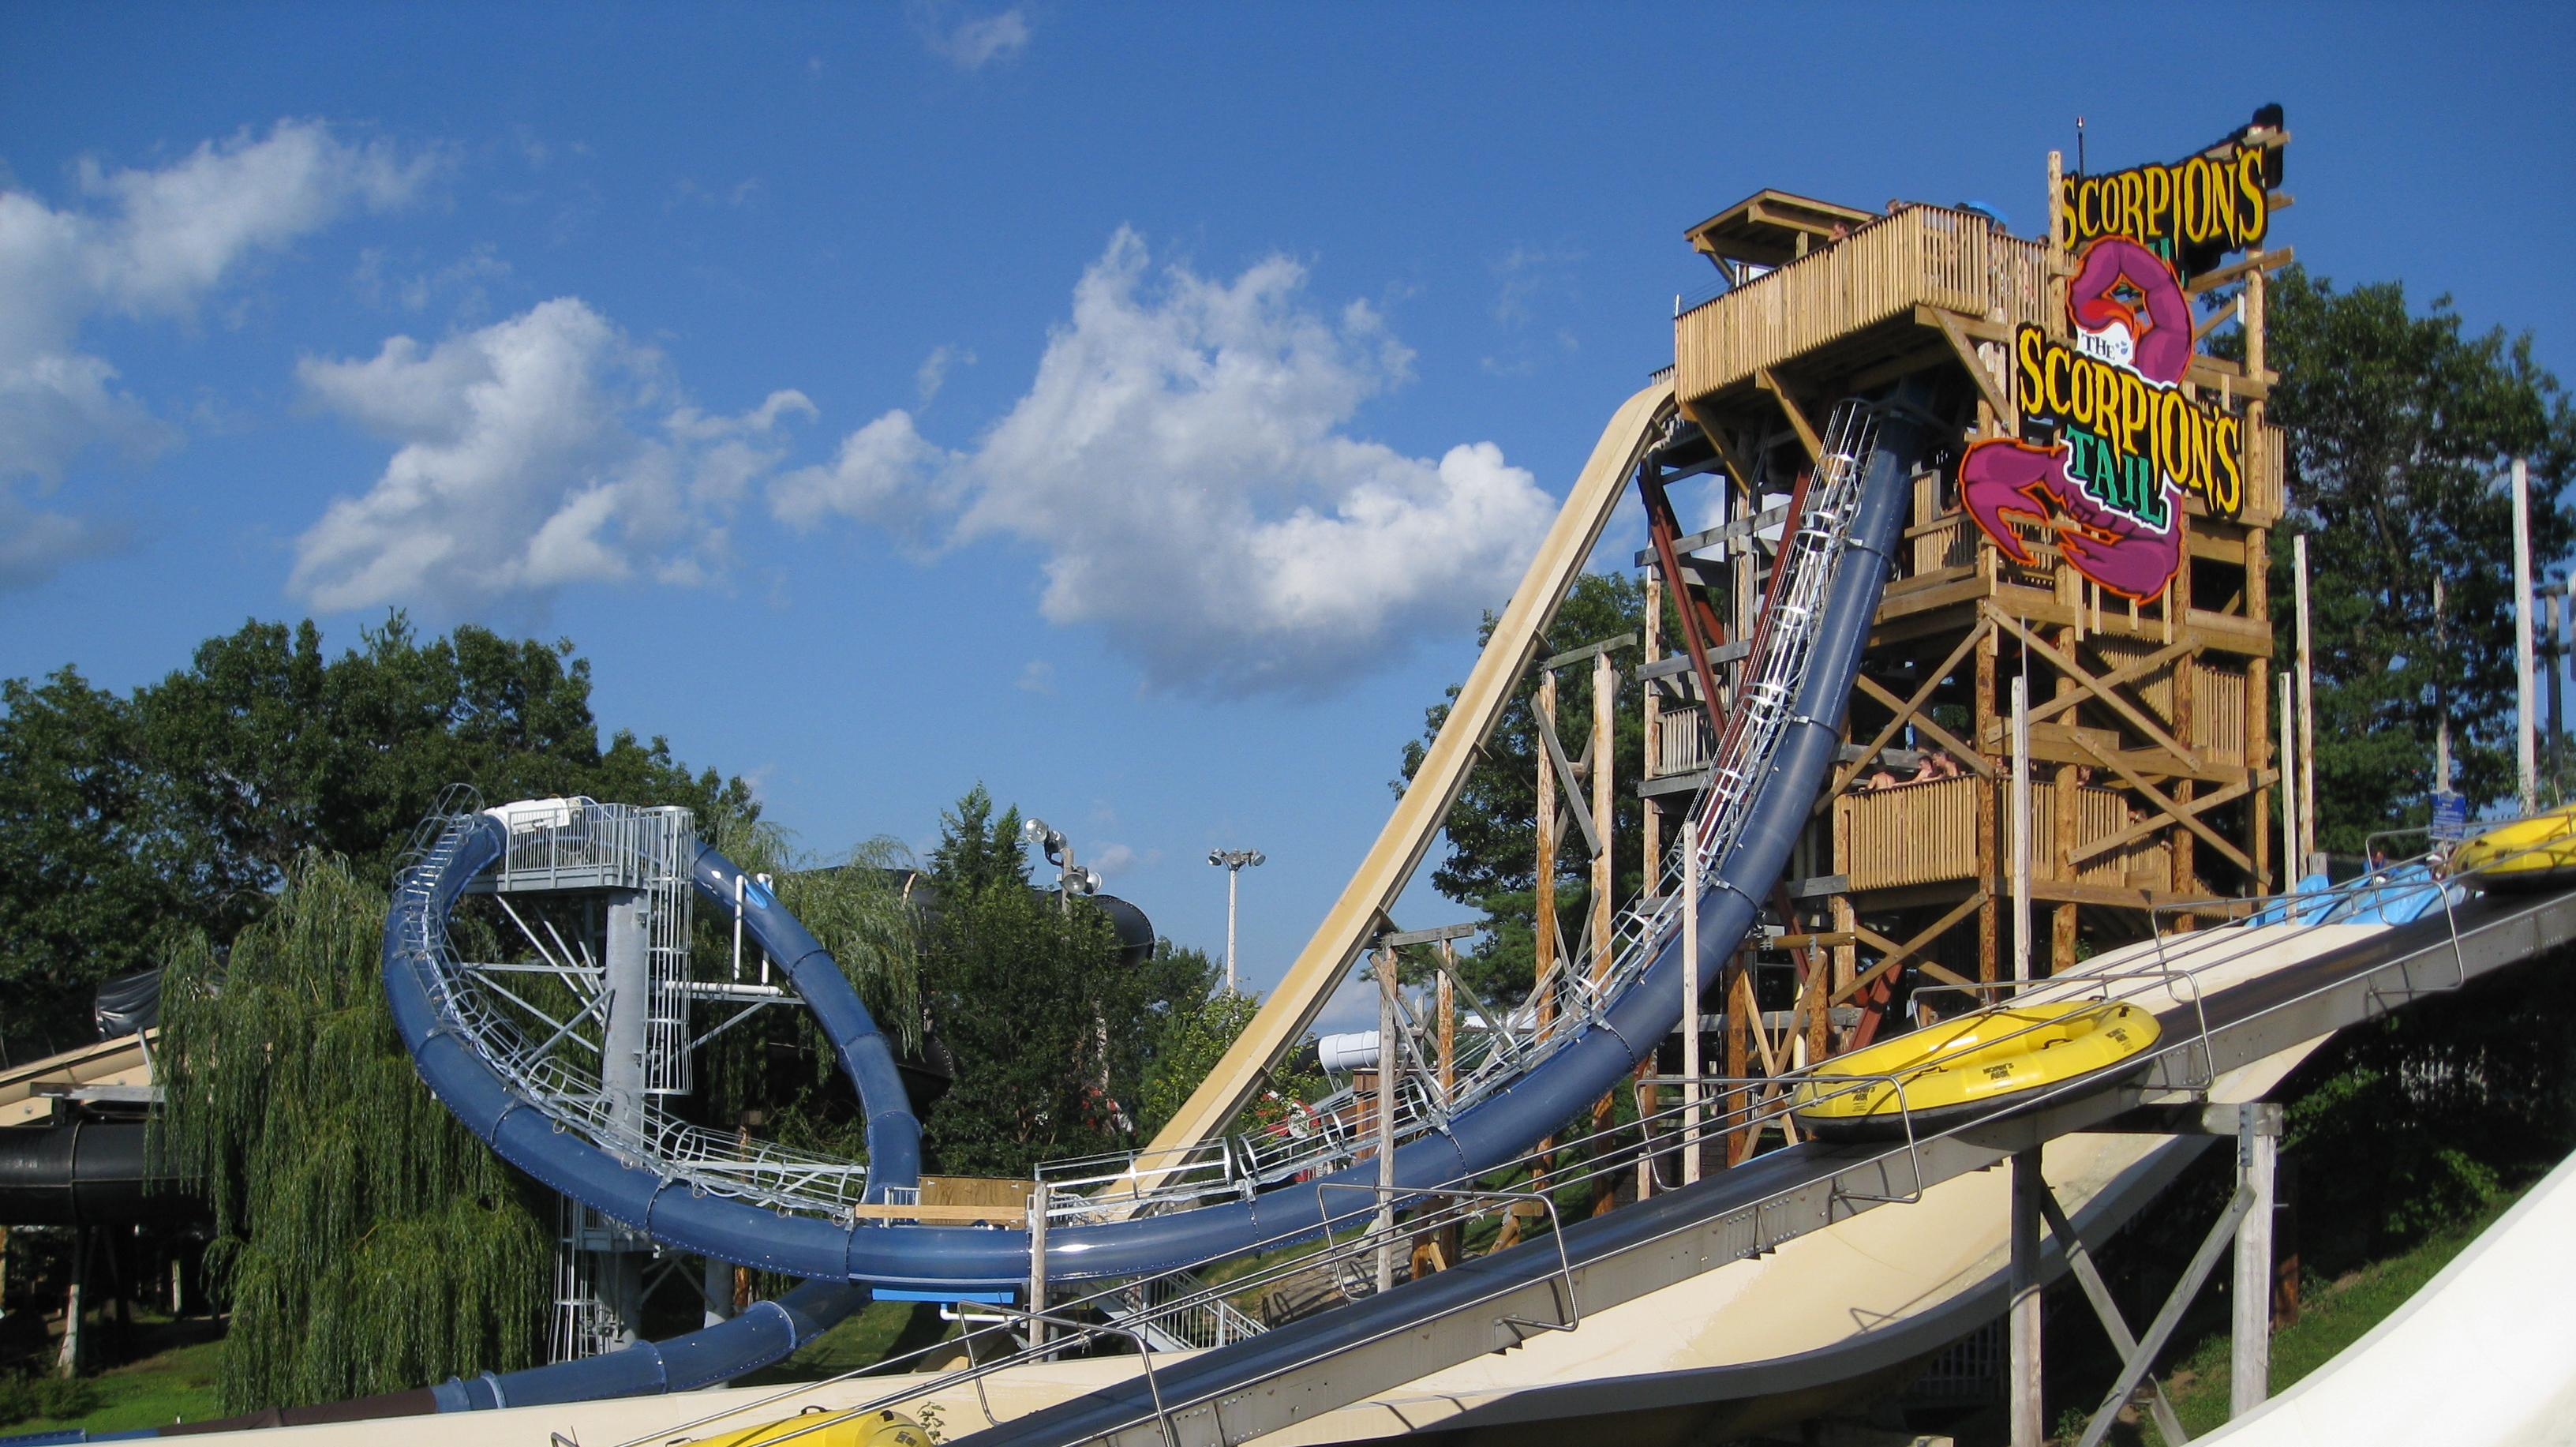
[
  {"left": 379, "top": 404, "right": 1932, "bottom": 1299},
  {"left": 408, "top": 839, "right": 927, "bottom": 1411}
]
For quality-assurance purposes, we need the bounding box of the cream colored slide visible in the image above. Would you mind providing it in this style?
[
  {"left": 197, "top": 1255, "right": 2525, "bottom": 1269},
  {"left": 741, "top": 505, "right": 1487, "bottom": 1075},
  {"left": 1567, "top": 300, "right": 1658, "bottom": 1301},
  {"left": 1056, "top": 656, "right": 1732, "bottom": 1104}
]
[
  {"left": 2200, "top": 1147, "right": 2576, "bottom": 1447},
  {"left": 1130, "top": 378, "right": 1676, "bottom": 1191}
]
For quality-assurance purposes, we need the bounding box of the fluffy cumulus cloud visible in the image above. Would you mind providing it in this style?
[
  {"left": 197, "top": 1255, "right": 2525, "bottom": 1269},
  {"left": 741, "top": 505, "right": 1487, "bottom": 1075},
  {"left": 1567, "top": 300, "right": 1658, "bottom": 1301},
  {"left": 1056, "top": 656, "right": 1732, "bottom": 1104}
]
[
  {"left": 292, "top": 298, "right": 813, "bottom": 610},
  {"left": 772, "top": 229, "right": 1555, "bottom": 695},
  {"left": 0, "top": 118, "right": 439, "bottom": 587}
]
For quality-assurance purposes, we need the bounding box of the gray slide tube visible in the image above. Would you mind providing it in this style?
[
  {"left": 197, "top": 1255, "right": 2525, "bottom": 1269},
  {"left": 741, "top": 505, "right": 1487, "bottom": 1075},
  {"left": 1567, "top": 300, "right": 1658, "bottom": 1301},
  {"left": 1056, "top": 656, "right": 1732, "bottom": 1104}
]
[{"left": 386, "top": 409, "right": 1923, "bottom": 1294}]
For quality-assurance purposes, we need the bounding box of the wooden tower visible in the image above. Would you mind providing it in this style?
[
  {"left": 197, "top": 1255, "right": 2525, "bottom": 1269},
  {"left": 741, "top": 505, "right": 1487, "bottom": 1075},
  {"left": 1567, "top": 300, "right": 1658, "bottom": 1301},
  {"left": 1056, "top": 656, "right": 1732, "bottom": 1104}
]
[{"left": 1616, "top": 119, "right": 2294, "bottom": 1158}]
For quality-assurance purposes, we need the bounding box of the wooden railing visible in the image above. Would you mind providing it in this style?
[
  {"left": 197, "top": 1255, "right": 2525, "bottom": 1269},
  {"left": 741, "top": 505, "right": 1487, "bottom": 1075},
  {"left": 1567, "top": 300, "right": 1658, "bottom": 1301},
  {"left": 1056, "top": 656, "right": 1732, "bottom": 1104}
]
[
  {"left": 1834, "top": 778, "right": 2174, "bottom": 892},
  {"left": 1653, "top": 706, "right": 1709, "bottom": 778},
  {"left": 1837, "top": 774, "right": 1981, "bottom": 890},
  {"left": 1674, "top": 206, "right": 2053, "bottom": 403}
]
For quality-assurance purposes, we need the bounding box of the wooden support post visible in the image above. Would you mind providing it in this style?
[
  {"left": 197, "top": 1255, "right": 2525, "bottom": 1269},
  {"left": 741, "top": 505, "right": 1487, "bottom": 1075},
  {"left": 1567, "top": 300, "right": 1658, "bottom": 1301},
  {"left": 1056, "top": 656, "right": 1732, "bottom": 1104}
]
[
  {"left": 1681, "top": 831, "right": 1702, "bottom": 1186},
  {"left": 1591, "top": 651, "right": 1615, "bottom": 965},
  {"left": 2281, "top": 671, "right": 2299, "bottom": 890},
  {"left": 2516, "top": 458, "right": 2538, "bottom": 815},
  {"left": 1821, "top": 894, "right": 1849, "bottom": 1062},
  {"left": 2012, "top": 673, "right": 2033, "bottom": 991},
  {"left": 2233, "top": 1104, "right": 2280, "bottom": 1419},
  {"left": 1589, "top": 650, "right": 1618, "bottom": 1153},
  {"left": 1976, "top": 630, "right": 2000, "bottom": 984},
  {"left": 1028, "top": 1180, "right": 1050, "bottom": 1355},
  {"left": 1724, "top": 954, "right": 1752, "bottom": 1165},
  {"left": 2250, "top": 525, "right": 2274, "bottom": 892},
  {"left": 1375, "top": 939, "right": 1398, "bottom": 1295},
  {"left": 1638, "top": 574, "right": 1665, "bottom": 1192},
  {"left": 2052, "top": 605, "right": 2078, "bottom": 971},
  {"left": 2552, "top": 590, "right": 2567, "bottom": 786},
  {"left": 2009, "top": 1149, "right": 2044, "bottom": 1447},
  {"left": 57, "top": 1226, "right": 85, "bottom": 1378},
  {"left": 1535, "top": 669, "right": 1559, "bottom": 1044},
  {"left": 1642, "top": 572, "right": 1664, "bottom": 872},
  {"left": 2295, "top": 533, "right": 2317, "bottom": 862}
]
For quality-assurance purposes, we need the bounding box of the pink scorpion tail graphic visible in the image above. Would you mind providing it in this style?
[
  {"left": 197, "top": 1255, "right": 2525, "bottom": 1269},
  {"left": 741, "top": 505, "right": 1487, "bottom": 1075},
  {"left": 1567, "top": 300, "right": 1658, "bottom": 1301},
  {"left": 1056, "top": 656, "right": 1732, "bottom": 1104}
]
[{"left": 1960, "top": 438, "right": 2183, "bottom": 602}]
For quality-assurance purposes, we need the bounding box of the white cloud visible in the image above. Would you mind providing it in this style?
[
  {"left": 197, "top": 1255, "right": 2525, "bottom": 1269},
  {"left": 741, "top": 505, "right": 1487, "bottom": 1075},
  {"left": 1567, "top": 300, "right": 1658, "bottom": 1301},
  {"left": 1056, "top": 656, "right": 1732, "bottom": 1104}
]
[
  {"left": 773, "top": 228, "right": 1556, "bottom": 695},
  {"left": 769, "top": 408, "right": 955, "bottom": 544},
  {"left": 1016, "top": 659, "right": 1056, "bottom": 695},
  {"left": 914, "top": 2, "right": 1030, "bottom": 69},
  {"left": 915, "top": 343, "right": 974, "bottom": 407},
  {"left": 0, "top": 118, "right": 440, "bottom": 587},
  {"left": 1088, "top": 842, "right": 1137, "bottom": 878},
  {"left": 291, "top": 298, "right": 813, "bottom": 611}
]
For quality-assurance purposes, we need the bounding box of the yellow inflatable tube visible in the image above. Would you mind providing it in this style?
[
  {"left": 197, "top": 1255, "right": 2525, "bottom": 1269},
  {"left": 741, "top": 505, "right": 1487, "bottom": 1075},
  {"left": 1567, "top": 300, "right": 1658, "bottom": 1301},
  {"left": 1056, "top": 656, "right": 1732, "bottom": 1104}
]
[
  {"left": 695, "top": 1408, "right": 933, "bottom": 1447},
  {"left": 2452, "top": 804, "right": 2576, "bottom": 886},
  {"left": 1790, "top": 1001, "right": 2160, "bottom": 1138}
]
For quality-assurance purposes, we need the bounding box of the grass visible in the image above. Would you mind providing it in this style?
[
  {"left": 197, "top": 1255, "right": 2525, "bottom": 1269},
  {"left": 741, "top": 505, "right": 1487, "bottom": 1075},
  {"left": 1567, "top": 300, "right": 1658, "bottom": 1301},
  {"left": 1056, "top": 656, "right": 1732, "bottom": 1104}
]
[
  {"left": 2103, "top": 1179, "right": 2533, "bottom": 1447},
  {"left": 736, "top": 1299, "right": 960, "bottom": 1385},
  {"left": 5, "top": 1320, "right": 226, "bottom": 1436}
]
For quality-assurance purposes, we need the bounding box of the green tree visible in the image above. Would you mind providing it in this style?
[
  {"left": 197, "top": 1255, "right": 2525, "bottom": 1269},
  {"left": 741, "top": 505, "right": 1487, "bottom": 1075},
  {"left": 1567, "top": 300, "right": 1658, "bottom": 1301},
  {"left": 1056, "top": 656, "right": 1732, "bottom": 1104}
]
[
  {"left": 2249, "top": 267, "right": 2576, "bottom": 847},
  {"left": 0, "top": 668, "right": 183, "bottom": 1053},
  {"left": 155, "top": 853, "right": 552, "bottom": 1412},
  {"left": 1133, "top": 944, "right": 1234, "bottom": 1137},
  {"left": 912, "top": 786, "right": 1235, "bottom": 1177},
  {"left": 1397, "top": 572, "right": 1668, "bottom": 1004},
  {"left": 0, "top": 614, "right": 754, "bottom": 1059}
]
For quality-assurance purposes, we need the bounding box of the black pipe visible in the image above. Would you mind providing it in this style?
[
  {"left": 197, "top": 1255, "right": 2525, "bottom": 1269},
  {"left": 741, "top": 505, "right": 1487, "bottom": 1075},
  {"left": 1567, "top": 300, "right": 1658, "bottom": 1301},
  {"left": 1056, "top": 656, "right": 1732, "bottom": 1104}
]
[{"left": 0, "top": 1121, "right": 200, "bottom": 1228}]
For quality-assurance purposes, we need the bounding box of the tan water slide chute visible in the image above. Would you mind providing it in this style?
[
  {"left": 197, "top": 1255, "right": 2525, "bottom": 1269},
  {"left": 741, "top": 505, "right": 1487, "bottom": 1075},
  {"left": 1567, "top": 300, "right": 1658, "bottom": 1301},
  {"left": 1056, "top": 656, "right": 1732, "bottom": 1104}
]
[{"left": 1132, "top": 378, "right": 1677, "bottom": 1189}]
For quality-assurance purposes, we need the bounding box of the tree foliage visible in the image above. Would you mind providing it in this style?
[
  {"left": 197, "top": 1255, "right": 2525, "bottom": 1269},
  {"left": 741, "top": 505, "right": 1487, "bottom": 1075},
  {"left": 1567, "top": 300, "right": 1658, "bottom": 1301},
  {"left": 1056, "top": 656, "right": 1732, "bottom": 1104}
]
[
  {"left": 2252, "top": 267, "right": 2576, "bottom": 846},
  {"left": 1398, "top": 572, "right": 1670, "bottom": 1003},
  {"left": 155, "top": 853, "right": 552, "bottom": 1412},
  {"left": 0, "top": 614, "right": 753, "bottom": 1059},
  {"left": 912, "top": 786, "right": 1231, "bottom": 1176}
]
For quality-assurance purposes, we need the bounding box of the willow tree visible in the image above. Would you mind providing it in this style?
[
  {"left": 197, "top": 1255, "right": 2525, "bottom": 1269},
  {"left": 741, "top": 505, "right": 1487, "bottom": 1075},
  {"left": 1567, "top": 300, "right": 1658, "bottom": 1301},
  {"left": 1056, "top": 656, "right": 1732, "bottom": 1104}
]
[{"left": 155, "top": 852, "right": 551, "bottom": 1412}]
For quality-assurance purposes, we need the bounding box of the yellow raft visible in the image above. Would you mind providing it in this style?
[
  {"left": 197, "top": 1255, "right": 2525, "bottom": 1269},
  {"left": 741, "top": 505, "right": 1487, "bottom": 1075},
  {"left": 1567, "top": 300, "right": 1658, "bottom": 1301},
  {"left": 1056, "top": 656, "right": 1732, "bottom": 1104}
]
[
  {"left": 1790, "top": 1000, "right": 2160, "bottom": 1138},
  {"left": 698, "top": 1408, "right": 933, "bottom": 1447},
  {"left": 2451, "top": 804, "right": 2576, "bottom": 886}
]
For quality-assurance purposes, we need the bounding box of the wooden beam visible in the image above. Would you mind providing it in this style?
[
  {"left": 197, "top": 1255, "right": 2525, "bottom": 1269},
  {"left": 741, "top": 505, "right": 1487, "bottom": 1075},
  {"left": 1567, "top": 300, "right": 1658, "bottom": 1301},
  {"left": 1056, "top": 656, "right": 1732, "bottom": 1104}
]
[
  {"left": 2024, "top": 636, "right": 2198, "bottom": 729},
  {"left": 2185, "top": 246, "right": 2297, "bottom": 297},
  {"left": 1854, "top": 673, "right": 1994, "bottom": 778},
  {"left": 846, "top": 1203, "right": 1028, "bottom": 1225},
  {"left": 1833, "top": 890, "right": 1989, "bottom": 1006},
  {"left": 1754, "top": 368, "right": 1824, "bottom": 463},
  {"left": 2070, "top": 734, "right": 2256, "bottom": 875},
  {"left": 2067, "top": 776, "right": 2253, "bottom": 868},
  {"left": 1987, "top": 607, "right": 2202, "bottom": 771},
  {"left": 1923, "top": 305, "right": 2014, "bottom": 429},
  {"left": 1830, "top": 621, "right": 1994, "bottom": 794},
  {"left": 1534, "top": 705, "right": 1603, "bottom": 859}
]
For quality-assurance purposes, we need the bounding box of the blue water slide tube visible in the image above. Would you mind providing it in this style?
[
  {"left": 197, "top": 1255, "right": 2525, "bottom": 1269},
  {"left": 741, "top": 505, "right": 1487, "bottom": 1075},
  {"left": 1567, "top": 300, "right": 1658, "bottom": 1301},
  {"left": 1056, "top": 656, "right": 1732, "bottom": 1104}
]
[
  {"left": 386, "top": 409, "right": 1927, "bottom": 1295},
  {"left": 389, "top": 838, "right": 923, "bottom": 1411}
]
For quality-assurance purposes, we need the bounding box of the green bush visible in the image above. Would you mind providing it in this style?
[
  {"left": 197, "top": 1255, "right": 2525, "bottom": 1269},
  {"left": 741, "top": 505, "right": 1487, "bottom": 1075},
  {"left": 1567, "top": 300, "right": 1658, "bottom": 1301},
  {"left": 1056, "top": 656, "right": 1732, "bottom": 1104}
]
[{"left": 0, "top": 1370, "right": 101, "bottom": 1427}]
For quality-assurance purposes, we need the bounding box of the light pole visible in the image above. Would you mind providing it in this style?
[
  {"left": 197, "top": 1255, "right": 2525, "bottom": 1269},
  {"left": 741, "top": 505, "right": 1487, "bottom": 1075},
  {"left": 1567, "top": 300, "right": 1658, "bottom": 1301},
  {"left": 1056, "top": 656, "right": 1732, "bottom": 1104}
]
[
  {"left": 1207, "top": 848, "right": 1264, "bottom": 995},
  {"left": 1022, "top": 818, "right": 1102, "bottom": 909}
]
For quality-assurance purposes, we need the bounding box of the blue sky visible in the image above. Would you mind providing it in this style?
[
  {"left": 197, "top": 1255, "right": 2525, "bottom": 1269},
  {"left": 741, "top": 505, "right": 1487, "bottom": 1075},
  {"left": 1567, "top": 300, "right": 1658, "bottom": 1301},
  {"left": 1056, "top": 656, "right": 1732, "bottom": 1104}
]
[{"left": 6, "top": 4, "right": 2573, "bottom": 1030}]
